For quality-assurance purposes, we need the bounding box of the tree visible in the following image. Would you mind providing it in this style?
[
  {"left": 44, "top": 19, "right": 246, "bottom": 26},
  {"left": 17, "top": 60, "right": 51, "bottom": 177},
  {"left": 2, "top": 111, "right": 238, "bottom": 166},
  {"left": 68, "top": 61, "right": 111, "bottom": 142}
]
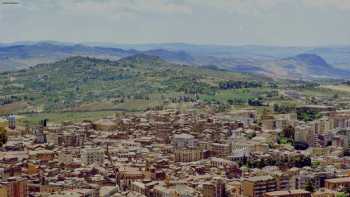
[
  {"left": 312, "top": 160, "right": 321, "bottom": 168},
  {"left": 334, "top": 94, "right": 339, "bottom": 99},
  {"left": 273, "top": 103, "right": 296, "bottom": 113},
  {"left": 248, "top": 98, "right": 264, "bottom": 106},
  {"left": 227, "top": 99, "right": 234, "bottom": 105},
  {"left": 282, "top": 125, "right": 295, "bottom": 140},
  {"left": 0, "top": 127, "right": 8, "bottom": 147},
  {"left": 340, "top": 187, "right": 350, "bottom": 196},
  {"left": 336, "top": 192, "right": 347, "bottom": 197}
]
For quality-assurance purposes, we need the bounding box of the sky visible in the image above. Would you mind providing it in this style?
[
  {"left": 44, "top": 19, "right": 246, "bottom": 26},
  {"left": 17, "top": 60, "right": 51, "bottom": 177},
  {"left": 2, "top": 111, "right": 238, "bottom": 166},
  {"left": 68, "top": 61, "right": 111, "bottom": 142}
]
[{"left": 0, "top": 0, "right": 350, "bottom": 46}]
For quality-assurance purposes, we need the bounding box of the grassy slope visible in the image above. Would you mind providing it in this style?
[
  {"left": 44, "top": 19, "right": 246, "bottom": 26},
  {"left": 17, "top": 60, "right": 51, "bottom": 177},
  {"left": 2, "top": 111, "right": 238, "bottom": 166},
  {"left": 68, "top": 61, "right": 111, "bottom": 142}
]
[{"left": 0, "top": 55, "right": 271, "bottom": 124}]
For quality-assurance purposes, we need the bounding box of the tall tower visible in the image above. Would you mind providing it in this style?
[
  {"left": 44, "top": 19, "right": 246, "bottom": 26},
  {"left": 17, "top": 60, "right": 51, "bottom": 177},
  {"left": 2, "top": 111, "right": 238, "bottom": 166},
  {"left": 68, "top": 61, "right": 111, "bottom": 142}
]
[{"left": 8, "top": 115, "right": 16, "bottom": 129}]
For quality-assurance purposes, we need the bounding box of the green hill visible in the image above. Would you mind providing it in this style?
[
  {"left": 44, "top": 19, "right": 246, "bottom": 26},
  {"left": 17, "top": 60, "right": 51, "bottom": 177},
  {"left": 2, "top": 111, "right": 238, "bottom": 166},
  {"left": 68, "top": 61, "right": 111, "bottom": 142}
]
[{"left": 0, "top": 55, "right": 272, "bottom": 114}]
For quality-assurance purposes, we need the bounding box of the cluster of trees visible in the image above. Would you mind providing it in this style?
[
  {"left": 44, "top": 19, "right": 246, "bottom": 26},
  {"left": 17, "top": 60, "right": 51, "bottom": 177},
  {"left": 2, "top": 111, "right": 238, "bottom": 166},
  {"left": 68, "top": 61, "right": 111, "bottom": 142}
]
[
  {"left": 297, "top": 111, "right": 322, "bottom": 122},
  {"left": 278, "top": 125, "right": 310, "bottom": 150},
  {"left": 336, "top": 192, "right": 348, "bottom": 197},
  {"left": 212, "top": 103, "right": 231, "bottom": 113},
  {"left": 273, "top": 103, "right": 296, "bottom": 114},
  {"left": 238, "top": 154, "right": 311, "bottom": 169},
  {"left": 218, "top": 80, "right": 262, "bottom": 90},
  {"left": 282, "top": 125, "right": 295, "bottom": 139},
  {"left": 0, "top": 127, "right": 8, "bottom": 147},
  {"left": 182, "top": 83, "right": 215, "bottom": 94},
  {"left": 266, "top": 90, "right": 279, "bottom": 98},
  {"left": 295, "top": 81, "right": 320, "bottom": 89},
  {"left": 338, "top": 187, "right": 350, "bottom": 197},
  {"left": 248, "top": 98, "right": 265, "bottom": 106},
  {"left": 170, "top": 95, "right": 199, "bottom": 103},
  {"left": 227, "top": 98, "right": 246, "bottom": 105},
  {"left": 277, "top": 126, "right": 295, "bottom": 145}
]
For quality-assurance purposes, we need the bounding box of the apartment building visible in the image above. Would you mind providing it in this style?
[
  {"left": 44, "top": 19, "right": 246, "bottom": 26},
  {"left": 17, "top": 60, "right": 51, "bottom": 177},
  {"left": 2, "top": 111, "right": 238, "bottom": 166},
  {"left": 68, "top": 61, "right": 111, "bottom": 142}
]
[
  {"left": 242, "top": 176, "right": 277, "bottom": 197},
  {"left": 80, "top": 147, "right": 104, "bottom": 166},
  {"left": 210, "top": 143, "right": 231, "bottom": 158},
  {"left": 0, "top": 177, "right": 28, "bottom": 197},
  {"left": 172, "top": 133, "right": 198, "bottom": 149},
  {"left": 174, "top": 148, "right": 203, "bottom": 162},
  {"left": 325, "top": 177, "right": 350, "bottom": 191}
]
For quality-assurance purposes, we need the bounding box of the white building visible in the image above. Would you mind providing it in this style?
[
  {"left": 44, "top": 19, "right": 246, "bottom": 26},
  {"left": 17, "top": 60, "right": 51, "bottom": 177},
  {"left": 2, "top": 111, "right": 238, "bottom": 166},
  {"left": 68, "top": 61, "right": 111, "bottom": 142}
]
[
  {"left": 81, "top": 147, "right": 104, "bottom": 166},
  {"left": 172, "top": 133, "right": 198, "bottom": 149}
]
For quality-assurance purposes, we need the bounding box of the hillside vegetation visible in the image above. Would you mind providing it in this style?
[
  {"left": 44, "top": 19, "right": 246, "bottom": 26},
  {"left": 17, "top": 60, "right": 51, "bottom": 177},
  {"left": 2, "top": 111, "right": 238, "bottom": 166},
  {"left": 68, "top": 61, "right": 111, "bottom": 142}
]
[{"left": 0, "top": 55, "right": 271, "bottom": 114}]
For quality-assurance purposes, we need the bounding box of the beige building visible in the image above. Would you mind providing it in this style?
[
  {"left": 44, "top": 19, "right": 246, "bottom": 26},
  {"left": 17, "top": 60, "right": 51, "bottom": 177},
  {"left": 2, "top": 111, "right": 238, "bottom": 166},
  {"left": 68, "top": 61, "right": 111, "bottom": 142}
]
[
  {"left": 210, "top": 157, "right": 237, "bottom": 168},
  {"left": 242, "top": 176, "right": 277, "bottom": 197},
  {"left": 202, "top": 178, "right": 226, "bottom": 197},
  {"left": 0, "top": 178, "right": 28, "bottom": 197},
  {"left": 174, "top": 148, "right": 203, "bottom": 162},
  {"left": 314, "top": 118, "right": 334, "bottom": 133},
  {"left": 325, "top": 177, "right": 350, "bottom": 191},
  {"left": 117, "top": 167, "right": 145, "bottom": 191},
  {"left": 0, "top": 185, "right": 7, "bottom": 197},
  {"left": 210, "top": 143, "right": 231, "bottom": 158},
  {"left": 329, "top": 110, "right": 350, "bottom": 129},
  {"left": 294, "top": 125, "right": 315, "bottom": 146}
]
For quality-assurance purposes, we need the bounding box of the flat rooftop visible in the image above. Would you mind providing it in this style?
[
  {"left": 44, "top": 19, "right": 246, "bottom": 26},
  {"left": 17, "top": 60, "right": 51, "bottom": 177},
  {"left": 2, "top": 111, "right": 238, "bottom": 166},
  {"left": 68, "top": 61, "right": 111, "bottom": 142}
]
[
  {"left": 245, "top": 175, "right": 274, "bottom": 182},
  {"left": 264, "top": 190, "right": 310, "bottom": 196},
  {"left": 326, "top": 177, "right": 350, "bottom": 183}
]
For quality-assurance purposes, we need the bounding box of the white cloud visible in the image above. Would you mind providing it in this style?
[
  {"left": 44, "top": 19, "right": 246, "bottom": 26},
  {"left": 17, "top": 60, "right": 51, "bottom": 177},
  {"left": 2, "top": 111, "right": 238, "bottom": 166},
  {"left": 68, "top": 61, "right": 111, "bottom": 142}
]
[
  {"left": 303, "top": 0, "right": 350, "bottom": 10},
  {"left": 188, "top": 0, "right": 291, "bottom": 15},
  {"left": 0, "top": 0, "right": 349, "bottom": 45},
  {"left": 1, "top": 0, "right": 193, "bottom": 18},
  {"left": 58, "top": 0, "right": 193, "bottom": 16}
]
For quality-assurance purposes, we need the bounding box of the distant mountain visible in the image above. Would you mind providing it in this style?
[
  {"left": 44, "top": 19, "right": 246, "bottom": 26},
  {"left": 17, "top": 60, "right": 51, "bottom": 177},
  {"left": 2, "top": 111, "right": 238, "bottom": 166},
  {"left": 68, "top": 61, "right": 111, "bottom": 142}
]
[
  {"left": 143, "top": 49, "right": 194, "bottom": 64},
  {"left": 98, "top": 43, "right": 350, "bottom": 66},
  {"left": 0, "top": 42, "right": 194, "bottom": 72},
  {"left": 220, "top": 53, "right": 349, "bottom": 79},
  {"left": 288, "top": 53, "right": 329, "bottom": 67},
  {"left": 252, "top": 53, "right": 350, "bottom": 80},
  {"left": 279, "top": 53, "right": 348, "bottom": 78},
  {"left": 0, "top": 42, "right": 135, "bottom": 71},
  {"left": 100, "top": 43, "right": 308, "bottom": 59},
  {"left": 306, "top": 47, "right": 350, "bottom": 69},
  {"left": 1, "top": 41, "right": 349, "bottom": 79}
]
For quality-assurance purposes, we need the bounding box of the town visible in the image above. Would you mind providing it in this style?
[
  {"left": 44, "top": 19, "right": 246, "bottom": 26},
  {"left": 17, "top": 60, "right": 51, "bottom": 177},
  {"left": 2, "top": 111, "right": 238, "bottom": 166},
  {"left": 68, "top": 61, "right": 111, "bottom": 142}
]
[{"left": 1, "top": 104, "right": 350, "bottom": 197}]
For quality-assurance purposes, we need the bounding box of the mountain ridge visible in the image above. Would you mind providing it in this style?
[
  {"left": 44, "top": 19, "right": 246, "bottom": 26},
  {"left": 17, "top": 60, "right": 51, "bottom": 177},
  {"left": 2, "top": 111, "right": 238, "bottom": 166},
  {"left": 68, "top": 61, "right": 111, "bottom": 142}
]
[
  {"left": 1, "top": 42, "right": 350, "bottom": 79},
  {"left": 0, "top": 43, "right": 194, "bottom": 72}
]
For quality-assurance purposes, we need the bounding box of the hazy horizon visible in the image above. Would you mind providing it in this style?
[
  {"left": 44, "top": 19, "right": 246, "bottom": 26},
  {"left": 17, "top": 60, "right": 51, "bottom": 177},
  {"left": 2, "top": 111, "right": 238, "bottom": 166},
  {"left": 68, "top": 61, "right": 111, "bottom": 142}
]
[
  {"left": 1, "top": 0, "right": 350, "bottom": 46},
  {"left": 1, "top": 40, "right": 350, "bottom": 48}
]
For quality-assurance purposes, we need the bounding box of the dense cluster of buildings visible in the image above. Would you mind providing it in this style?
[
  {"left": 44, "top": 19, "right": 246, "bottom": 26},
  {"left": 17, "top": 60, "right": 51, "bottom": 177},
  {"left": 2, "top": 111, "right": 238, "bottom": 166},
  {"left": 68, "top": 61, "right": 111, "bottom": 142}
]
[{"left": 1, "top": 106, "right": 350, "bottom": 196}]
